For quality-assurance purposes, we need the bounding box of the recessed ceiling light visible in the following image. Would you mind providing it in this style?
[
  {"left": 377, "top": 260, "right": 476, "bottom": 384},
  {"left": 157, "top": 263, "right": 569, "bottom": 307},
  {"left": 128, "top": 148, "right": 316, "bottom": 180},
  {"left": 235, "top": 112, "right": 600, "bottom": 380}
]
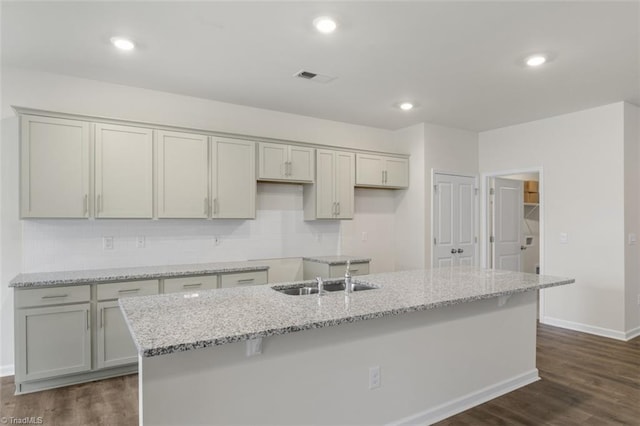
[
  {"left": 110, "top": 37, "right": 135, "bottom": 51},
  {"left": 399, "top": 102, "right": 414, "bottom": 111},
  {"left": 313, "top": 17, "right": 337, "bottom": 34},
  {"left": 525, "top": 54, "right": 547, "bottom": 67}
]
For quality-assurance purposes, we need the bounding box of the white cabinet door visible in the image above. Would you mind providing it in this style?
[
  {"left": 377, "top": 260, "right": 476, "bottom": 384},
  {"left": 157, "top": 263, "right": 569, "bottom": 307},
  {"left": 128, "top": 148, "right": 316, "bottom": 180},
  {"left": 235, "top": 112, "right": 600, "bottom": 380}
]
[
  {"left": 334, "top": 151, "right": 355, "bottom": 219},
  {"left": 95, "top": 123, "right": 153, "bottom": 218},
  {"left": 219, "top": 270, "right": 268, "bottom": 288},
  {"left": 212, "top": 138, "right": 256, "bottom": 219},
  {"left": 288, "top": 146, "right": 315, "bottom": 182},
  {"left": 96, "top": 301, "right": 137, "bottom": 369},
  {"left": 157, "top": 130, "right": 209, "bottom": 218},
  {"left": 384, "top": 157, "right": 409, "bottom": 188},
  {"left": 16, "top": 303, "right": 91, "bottom": 382},
  {"left": 314, "top": 149, "right": 336, "bottom": 219},
  {"left": 258, "top": 142, "right": 314, "bottom": 183},
  {"left": 355, "top": 153, "right": 384, "bottom": 186},
  {"left": 355, "top": 153, "right": 409, "bottom": 188},
  {"left": 304, "top": 149, "right": 353, "bottom": 220},
  {"left": 258, "top": 142, "right": 288, "bottom": 180},
  {"left": 20, "top": 115, "right": 90, "bottom": 218}
]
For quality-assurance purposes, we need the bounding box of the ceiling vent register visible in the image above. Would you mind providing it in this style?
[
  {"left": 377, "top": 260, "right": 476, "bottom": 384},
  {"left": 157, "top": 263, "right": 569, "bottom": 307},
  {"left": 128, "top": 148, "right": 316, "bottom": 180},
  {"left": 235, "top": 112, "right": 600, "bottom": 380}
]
[{"left": 293, "top": 70, "right": 336, "bottom": 84}]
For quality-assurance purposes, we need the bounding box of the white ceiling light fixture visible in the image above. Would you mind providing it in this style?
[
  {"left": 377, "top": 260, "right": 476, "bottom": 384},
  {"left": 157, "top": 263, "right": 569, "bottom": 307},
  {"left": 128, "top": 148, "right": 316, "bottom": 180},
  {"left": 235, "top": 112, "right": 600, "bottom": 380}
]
[
  {"left": 525, "top": 54, "right": 547, "bottom": 67},
  {"left": 399, "top": 102, "right": 414, "bottom": 111},
  {"left": 313, "top": 16, "right": 337, "bottom": 34},
  {"left": 110, "top": 37, "right": 135, "bottom": 51}
]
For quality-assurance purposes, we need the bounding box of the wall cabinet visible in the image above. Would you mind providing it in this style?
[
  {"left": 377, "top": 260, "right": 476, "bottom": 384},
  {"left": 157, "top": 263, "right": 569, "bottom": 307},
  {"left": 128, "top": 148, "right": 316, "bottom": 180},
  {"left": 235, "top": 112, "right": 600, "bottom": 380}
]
[
  {"left": 20, "top": 115, "right": 90, "bottom": 218},
  {"left": 95, "top": 123, "right": 153, "bottom": 218},
  {"left": 258, "top": 142, "right": 315, "bottom": 183},
  {"left": 304, "top": 149, "right": 355, "bottom": 220},
  {"left": 156, "top": 130, "right": 209, "bottom": 218},
  {"left": 211, "top": 138, "right": 256, "bottom": 219},
  {"left": 355, "top": 153, "right": 409, "bottom": 188},
  {"left": 15, "top": 286, "right": 92, "bottom": 383}
]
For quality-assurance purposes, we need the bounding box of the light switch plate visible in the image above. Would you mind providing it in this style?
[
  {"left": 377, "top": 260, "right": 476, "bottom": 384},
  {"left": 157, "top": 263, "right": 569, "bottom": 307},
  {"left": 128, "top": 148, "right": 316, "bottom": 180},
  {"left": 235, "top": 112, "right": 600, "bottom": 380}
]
[
  {"left": 629, "top": 233, "right": 637, "bottom": 245},
  {"left": 559, "top": 233, "right": 568, "bottom": 244},
  {"left": 136, "top": 236, "right": 145, "bottom": 248}
]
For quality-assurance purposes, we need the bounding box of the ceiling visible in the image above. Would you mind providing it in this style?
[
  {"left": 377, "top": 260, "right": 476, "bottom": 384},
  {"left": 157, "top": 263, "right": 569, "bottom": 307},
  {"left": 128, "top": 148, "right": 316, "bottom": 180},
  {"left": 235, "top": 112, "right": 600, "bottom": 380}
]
[{"left": 2, "top": 1, "right": 639, "bottom": 131}]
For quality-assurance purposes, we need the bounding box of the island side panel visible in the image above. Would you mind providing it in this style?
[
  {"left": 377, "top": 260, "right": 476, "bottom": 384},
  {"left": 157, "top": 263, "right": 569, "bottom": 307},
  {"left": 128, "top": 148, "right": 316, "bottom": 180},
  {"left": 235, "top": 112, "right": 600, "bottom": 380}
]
[{"left": 140, "top": 292, "right": 538, "bottom": 426}]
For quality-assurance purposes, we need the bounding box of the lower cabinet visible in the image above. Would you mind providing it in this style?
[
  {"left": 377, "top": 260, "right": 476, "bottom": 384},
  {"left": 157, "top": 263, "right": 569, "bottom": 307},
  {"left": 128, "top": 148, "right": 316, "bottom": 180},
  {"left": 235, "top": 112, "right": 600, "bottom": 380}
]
[
  {"left": 15, "top": 303, "right": 92, "bottom": 382},
  {"left": 96, "top": 301, "right": 138, "bottom": 369},
  {"left": 219, "top": 270, "right": 268, "bottom": 288},
  {"left": 163, "top": 275, "right": 219, "bottom": 294},
  {"left": 302, "top": 260, "right": 370, "bottom": 280}
]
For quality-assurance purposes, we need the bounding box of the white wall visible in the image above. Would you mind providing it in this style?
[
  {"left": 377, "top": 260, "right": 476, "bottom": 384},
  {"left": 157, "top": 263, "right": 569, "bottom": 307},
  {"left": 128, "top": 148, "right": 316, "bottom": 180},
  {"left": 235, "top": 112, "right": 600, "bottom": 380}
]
[
  {"left": 0, "top": 67, "right": 410, "bottom": 375},
  {"left": 393, "top": 124, "right": 426, "bottom": 270},
  {"left": 624, "top": 103, "right": 640, "bottom": 336},
  {"left": 479, "top": 103, "right": 628, "bottom": 337},
  {"left": 424, "top": 124, "right": 479, "bottom": 266}
]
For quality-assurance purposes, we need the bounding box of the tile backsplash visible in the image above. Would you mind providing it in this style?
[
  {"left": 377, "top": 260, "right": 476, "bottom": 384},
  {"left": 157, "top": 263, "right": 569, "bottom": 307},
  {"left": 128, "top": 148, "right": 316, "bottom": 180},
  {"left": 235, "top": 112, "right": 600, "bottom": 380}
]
[{"left": 21, "top": 184, "right": 340, "bottom": 272}]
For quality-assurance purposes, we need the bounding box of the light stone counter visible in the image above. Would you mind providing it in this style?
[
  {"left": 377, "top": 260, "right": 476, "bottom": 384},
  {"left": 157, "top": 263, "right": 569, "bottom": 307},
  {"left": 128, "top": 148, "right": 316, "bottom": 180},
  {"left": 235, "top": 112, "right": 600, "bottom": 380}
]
[
  {"left": 120, "top": 266, "right": 574, "bottom": 357},
  {"left": 9, "top": 261, "right": 269, "bottom": 288}
]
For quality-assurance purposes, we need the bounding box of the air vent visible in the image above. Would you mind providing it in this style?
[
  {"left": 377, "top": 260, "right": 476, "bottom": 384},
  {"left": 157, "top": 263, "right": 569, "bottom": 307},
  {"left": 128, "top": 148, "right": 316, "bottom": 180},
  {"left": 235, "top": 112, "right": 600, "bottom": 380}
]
[
  {"left": 297, "top": 70, "right": 317, "bottom": 79},
  {"left": 293, "top": 70, "right": 336, "bottom": 84}
]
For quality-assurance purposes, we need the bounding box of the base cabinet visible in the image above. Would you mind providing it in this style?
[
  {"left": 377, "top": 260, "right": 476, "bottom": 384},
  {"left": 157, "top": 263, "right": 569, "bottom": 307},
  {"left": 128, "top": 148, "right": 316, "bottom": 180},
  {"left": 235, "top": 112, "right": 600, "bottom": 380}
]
[
  {"left": 302, "top": 260, "right": 370, "bottom": 280},
  {"left": 96, "top": 301, "right": 138, "bottom": 369},
  {"left": 15, "top": 303, "right": 92, "bottom": 383}
]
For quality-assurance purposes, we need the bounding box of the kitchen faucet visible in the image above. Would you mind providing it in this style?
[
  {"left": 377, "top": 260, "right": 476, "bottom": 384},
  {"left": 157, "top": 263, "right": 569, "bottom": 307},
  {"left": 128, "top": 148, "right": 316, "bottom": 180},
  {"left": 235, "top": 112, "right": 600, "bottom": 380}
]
[{"left": 344, "top": 260, "right": 352, "bottom": 294}]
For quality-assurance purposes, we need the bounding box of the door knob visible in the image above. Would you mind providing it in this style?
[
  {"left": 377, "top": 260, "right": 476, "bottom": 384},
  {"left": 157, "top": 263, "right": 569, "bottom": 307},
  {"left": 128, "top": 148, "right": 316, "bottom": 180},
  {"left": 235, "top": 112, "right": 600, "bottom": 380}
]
[
  {"left": 451, "top": 249, "right": 457, "bottom": 254},
  {"left": 520, "top": 246, "right": 527, "bottom": 251},
  {"left": 457, "top": 248, "right": 464, "bottom": 254}
]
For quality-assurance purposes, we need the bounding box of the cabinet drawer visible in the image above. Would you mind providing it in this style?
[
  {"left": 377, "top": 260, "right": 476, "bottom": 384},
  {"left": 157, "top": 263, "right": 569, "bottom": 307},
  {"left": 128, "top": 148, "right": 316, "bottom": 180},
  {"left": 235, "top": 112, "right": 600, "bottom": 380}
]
[
  {"left": 219, "top": 271, "right": 268, "bottom": 288},
  {"left": 163, "top": 275, "right": 218, "bottom": 294},
  {"left": 97, "top": 280, "right": 159, "bottom": 301},
  {"left": 15, "top": 285, "right": 90, "bottom": 308},
  {"left": 328, "top": 262, "right": 369, "bottom": 278}
]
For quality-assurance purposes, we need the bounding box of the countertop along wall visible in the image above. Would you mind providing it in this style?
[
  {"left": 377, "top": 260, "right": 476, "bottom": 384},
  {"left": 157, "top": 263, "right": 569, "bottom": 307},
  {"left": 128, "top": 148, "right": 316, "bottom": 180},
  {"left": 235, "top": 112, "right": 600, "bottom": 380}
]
[
  {"left": 0, "top": 67, "right": 411, "bottom": 375},
  {"left": 479, "top": 102, "right": 629, "bottom": 339}
]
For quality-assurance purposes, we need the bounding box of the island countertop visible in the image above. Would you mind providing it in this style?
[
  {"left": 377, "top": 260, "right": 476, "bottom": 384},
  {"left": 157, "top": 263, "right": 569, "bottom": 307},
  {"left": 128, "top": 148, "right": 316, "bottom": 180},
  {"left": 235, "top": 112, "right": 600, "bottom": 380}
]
[
  {"left": 119, "top": 266, "right": 574, "bottom": 358},
  {"left": 9, "top": 261, "right": 269, "bottom": 288}
]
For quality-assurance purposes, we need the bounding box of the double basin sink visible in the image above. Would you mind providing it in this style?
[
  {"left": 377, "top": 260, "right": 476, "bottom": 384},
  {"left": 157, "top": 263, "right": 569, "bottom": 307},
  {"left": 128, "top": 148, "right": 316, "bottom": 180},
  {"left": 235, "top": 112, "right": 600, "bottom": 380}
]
[{"left": 273, "top": 278, "right": 377, "bottom": 296}]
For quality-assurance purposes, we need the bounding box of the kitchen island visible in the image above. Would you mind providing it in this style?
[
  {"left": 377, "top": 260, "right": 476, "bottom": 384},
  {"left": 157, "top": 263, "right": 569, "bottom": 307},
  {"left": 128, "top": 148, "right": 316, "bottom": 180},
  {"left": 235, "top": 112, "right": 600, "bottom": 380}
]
[{"left": 120, "top": 266, "right": 573, "bottom": 425}]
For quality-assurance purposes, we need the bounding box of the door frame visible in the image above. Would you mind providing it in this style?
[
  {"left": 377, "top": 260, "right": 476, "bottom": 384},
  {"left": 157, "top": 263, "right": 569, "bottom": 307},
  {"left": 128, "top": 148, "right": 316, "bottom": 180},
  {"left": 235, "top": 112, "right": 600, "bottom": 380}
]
[
  {"left": 430, "top": 169, "right": 480, "bottom": 268},
  {"left": 480, "top": 166, "right": 545, "bottom": 315}
]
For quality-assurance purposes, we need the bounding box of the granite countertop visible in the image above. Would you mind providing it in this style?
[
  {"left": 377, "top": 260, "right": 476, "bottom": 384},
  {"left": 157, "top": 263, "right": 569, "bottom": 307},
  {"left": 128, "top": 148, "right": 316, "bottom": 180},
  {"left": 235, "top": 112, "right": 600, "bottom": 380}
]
[
  {"left": 119, "top": 266, "right": 574, "bottom": 357},
  {"left": 302, "top": 255, "right": 372, "bottom": 265},
  {"left": 9, "top": 261, "right": 270, "bottom": 288}
]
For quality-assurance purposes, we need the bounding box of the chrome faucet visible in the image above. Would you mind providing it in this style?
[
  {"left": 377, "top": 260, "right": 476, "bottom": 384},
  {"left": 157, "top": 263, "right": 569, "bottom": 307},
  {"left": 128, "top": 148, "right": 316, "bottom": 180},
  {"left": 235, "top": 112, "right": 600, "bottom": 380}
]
[
  {"left": 344, "top": 260, "right": 352, "bottom": 294},
  {"left": 316, "top": 276, "right": 324, "bottom": 295}
]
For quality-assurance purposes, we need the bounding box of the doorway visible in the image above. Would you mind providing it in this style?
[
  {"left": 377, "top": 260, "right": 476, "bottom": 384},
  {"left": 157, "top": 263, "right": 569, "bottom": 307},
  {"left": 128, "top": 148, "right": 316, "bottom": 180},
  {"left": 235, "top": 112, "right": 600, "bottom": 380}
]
[{"left": 481, "top": 168, "right": 544, "bottom": 315}]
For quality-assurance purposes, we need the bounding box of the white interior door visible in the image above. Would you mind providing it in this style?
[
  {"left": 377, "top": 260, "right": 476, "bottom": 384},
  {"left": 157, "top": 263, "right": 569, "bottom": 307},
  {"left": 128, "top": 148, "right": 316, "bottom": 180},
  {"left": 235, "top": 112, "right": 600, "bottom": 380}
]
[
  {"left": 491, "top": 177, "right": 524, "bottom": 271},
  {"left": 433, "top": 173, "right": 477, "bottom": 267}
]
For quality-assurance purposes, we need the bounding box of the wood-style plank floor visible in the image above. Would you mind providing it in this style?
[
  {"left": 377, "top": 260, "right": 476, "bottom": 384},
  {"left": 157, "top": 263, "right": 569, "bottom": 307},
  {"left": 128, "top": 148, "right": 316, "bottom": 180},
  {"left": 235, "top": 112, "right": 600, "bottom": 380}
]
[{"left": 1, "top": 323, "right": 638, "bottom": 425}]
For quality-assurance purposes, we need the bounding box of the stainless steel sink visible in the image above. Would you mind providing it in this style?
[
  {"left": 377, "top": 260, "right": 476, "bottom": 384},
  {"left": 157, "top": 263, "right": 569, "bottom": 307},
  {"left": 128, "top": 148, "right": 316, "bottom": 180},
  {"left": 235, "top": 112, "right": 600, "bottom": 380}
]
[{"left": 273, "top": 279, "right": 377, "bottom": 296}]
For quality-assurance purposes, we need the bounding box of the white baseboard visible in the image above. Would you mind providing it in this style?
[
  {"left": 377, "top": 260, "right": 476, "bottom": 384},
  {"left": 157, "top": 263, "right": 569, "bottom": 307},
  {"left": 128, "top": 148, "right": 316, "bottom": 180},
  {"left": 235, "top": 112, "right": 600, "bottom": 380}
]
[
  {"left": 625, "top": 326, "right": 640, "bottom": 341},
  {"left": 541, "top": 316, "right": 629, "bottom": 341},
  {"left": 1, "top": 364, "right": 15, "bottom": 377},
  {"left": 389, "top": 369, "right": 539, "bottom": 426}
]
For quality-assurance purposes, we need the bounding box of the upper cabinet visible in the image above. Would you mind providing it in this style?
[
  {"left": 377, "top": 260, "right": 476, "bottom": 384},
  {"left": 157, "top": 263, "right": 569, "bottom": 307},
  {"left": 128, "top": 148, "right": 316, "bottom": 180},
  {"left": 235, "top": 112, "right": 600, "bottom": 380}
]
[
  {"left": 156, "top": 130, "right": 209, "bottom": 219},
  {"left": 95, "top": 123, "right": 153, "bottom": 218},
  {"left": 355, "top": 153, "right": 409, "bottom": 189},
  {"left": 258, "top": 142, "right": 314, "bottom": 183},
  {"left": 211, "top": 137, "right": 256, "bottom": 219},
  {"left": 304, "top": 149, "right": 354, "bottom": 220},
  {"left": 20, "top": 115, "right": 90, "bottom": 218}
]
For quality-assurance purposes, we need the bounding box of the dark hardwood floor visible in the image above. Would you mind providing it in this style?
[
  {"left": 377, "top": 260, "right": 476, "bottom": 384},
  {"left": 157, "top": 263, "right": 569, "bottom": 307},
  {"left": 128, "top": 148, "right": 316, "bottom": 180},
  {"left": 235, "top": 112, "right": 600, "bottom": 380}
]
[{"left": 1, "top": 323, "right": 638, "bottom": 425}]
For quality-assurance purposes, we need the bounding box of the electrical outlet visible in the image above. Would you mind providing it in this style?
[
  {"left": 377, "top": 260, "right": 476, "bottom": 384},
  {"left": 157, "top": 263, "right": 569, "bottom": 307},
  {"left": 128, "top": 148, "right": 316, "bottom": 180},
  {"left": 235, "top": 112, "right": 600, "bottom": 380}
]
[
  {"left": 361, "top": 232, "right": 368, "bottom": 242},
  {"left": 637, "top": 294, "right": 640, "bottom": 306},
  {"left": 369, "top": 366, "right": 380, "bottom": 390},
  {"left": 559, "top": 233, "right": 568, "bottom": 244},
  {"left": 103, "top": 237, "right": 114, "bottom": 250},
  {"left": 213, "top": 236, "right": 220, "bottom": 246},
  {"left": 136, "top": 236, "right": 145, "bottom": 248}
]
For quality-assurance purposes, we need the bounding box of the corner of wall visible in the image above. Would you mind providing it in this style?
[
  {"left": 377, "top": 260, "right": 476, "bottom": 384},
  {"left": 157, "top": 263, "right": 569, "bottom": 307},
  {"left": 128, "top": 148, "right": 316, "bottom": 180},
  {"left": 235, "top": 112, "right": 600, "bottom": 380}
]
[{"left": 624, "top": 102, "right": 640, "bottom": 332}]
